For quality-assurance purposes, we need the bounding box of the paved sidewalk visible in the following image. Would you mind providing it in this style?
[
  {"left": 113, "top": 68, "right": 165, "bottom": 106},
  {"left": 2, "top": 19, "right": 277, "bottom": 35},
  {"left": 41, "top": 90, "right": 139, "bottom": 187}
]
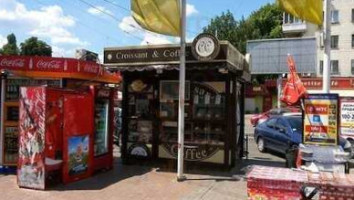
[
  {"left": 0, "top": 156, "right": 248, "bottom": 200},
  {"left": 0, "top": 116, "right": 284, "bottom": 200},
  {"left": 0, "top": 143, "right": 285, "bottom": 200}
]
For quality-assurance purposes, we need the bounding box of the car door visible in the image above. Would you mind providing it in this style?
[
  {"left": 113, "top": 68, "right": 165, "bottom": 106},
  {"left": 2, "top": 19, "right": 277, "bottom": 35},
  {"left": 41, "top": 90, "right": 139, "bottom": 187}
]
[
  {"left": 273, "top": 118, "right": 291, "bottom": 154},
  {"left": 260, "top": 118, "right": 278, "bottom": 150}
]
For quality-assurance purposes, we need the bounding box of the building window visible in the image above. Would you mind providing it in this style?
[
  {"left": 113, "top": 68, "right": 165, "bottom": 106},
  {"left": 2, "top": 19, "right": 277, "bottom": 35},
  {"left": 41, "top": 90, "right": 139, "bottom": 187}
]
[
  {"left": 351, "top": 60, "right": 354, "bottom": 74},
  {"left": 331, "top": 35, "right": 339, "bottom": 49},
  {"left": 331, "top": 10, "right": 339, "bottom": 23},
  {"left": 283, "top": 13, "right": 303, "bottom": 24},
  {"left": 352, "top": 9, "right": 354, "bottom": 22},
  {"left": 352, "top": 35, "right": 354, "bottom": 48},
  {"left": 331, "top": 60, "right": 339, "bottom": 74},
  {"left": 320, "top": 60, "right": 339, "bottom": 75}
]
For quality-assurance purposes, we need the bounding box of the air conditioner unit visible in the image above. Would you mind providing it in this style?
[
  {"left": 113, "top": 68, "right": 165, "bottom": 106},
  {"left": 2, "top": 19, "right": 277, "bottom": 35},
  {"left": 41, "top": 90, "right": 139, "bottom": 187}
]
[{"left": 301, "top": 73, "right": 312, "bottom": 77}]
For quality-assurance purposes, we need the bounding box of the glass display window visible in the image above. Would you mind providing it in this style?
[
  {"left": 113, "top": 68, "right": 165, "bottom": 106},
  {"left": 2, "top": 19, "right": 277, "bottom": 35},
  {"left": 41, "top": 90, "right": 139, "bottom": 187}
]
[
  {"left": 94, "top": 99, "right": 109, "bottom": 156},
  {"left": 3, "top": 126, "right": 19, "bottom": 164},
  {"left": 160, "top": 81, "right": 190, "bottom": 101}
]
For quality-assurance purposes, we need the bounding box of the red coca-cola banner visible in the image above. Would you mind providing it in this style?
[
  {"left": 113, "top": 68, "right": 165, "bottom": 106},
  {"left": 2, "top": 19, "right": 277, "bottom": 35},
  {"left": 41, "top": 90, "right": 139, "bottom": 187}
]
[
  {"left": 0, "top": 56, "right": 121, "bottom": 83},
  {"left": 0, "top": 56, "right": 28, "bottom": 69}
]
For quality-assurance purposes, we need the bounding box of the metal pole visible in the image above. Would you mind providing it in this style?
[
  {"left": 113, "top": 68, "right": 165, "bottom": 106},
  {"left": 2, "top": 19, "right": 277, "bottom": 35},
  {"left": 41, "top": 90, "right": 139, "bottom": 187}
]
[
  {"left": 0, "top": 75, "right": 6, "bottom": 165},
  {"left": 323, "top": 0, "right": 331, "bottom": 93},
  {"left": 277, "top": 74, "right": 282, "bottom": 110},
  {"left": 177, "top": 0, "right": 186, "bottom": 182}
]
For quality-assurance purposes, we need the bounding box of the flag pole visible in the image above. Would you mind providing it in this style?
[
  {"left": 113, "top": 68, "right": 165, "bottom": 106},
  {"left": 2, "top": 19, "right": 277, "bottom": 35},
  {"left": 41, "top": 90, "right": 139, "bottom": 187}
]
[
  {"left": 323, "top": 0, "right": 331, "bottom": 93},
  {"left": 177, "top": 0, "right": 186, "bottom": 182}
]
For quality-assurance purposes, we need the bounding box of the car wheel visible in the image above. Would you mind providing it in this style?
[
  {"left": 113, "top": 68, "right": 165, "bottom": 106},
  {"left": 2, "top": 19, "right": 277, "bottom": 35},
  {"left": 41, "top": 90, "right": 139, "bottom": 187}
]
[{"left": 257, "top": 137, "right": 266, "bottom": 153}]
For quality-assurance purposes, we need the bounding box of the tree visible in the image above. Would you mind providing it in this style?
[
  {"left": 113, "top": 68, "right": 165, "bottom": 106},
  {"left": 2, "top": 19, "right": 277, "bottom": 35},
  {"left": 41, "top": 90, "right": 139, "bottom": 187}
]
[
  {"left": 203, "top": 3, "right": 283, "bottom": 83},
  {"left": 20, "top": 37, "right": 52, "bottom": 57},
  {"left": 0, "top": 33, "right": 19, "bottom": 55},
  {"left": 203, "top": 3, "right": 283, "bottom": 54}
]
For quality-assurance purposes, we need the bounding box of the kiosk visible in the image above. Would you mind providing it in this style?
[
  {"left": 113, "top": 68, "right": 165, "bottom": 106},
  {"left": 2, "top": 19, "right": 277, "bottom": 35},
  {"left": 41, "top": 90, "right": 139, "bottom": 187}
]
[
  {"left": 0, "top": 55, "right": 120, "bottom": 167},
  {"left": 104, "top": 34, "right": 250, "bottom": 168}
]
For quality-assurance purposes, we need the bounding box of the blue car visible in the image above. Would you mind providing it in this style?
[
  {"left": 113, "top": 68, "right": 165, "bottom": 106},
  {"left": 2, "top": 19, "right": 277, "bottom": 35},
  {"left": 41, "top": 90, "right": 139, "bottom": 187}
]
[{"left": 254, "top": 115, "right": 352, "bottom": 155}]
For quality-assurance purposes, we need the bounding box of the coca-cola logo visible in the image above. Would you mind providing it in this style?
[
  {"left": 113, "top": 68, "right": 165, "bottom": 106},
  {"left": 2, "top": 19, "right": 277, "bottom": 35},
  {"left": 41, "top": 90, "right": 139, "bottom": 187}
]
[
  {"left": 36, "top": 60, "right": 62, "bottom": 70},
  {"left": 0, "top": 58, "right": 25, "bottom": 68},
  {"left": 83, "top": 64, "right": 99, "bottom": 73}
]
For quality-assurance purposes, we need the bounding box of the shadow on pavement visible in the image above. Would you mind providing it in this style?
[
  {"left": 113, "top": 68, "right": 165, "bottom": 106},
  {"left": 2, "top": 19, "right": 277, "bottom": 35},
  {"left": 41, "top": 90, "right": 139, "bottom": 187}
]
[
  {"left": 49, "top": 156, "right": 154, "bottom": 191},
  {"left": 154, "top": 156, "right": 286, "bottom": 182},
  {"left": 48, "top": 142, "right": 287, "bottom": 189}
]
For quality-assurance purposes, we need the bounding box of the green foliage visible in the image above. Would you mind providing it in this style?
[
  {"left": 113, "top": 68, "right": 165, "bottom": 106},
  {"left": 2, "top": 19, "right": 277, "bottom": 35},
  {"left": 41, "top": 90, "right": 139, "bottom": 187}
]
[
  {"left": 0, "top": 33, "right": 19, "bottom": 55},
  {"left": 20, "top": 37, "right": 52, "bottom": 57},
  {"left": 203, "top": 3, "right": 283, "bottom": 82},
  {"left": 203, "top": 3, "right": 283, "bottom": 54}
]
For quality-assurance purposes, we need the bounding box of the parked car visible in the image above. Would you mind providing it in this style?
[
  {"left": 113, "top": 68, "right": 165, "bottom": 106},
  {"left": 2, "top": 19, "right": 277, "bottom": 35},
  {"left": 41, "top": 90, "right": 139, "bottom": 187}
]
[
  {"left": 254, "top": 115, "right": 353, "bottom": 156},
  {"left": 250, "top": 107, "right": 301, "bottom": 127}
]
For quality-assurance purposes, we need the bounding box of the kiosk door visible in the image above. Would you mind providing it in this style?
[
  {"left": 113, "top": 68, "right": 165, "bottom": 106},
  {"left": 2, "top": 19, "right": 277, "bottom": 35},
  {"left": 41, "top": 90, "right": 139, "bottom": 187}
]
[{"left": 62, "top": 93, "right": 94, "bottom": 184}]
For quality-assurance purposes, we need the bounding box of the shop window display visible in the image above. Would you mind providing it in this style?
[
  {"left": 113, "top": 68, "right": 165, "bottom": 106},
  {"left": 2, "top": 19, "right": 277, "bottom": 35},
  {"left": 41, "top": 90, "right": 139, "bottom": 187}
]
[
  {"left": 126, "top": 80, "right": 154, "bottom": 158},
  {"left": 159, "top": 81, "right": 226, "bottom": 161}
]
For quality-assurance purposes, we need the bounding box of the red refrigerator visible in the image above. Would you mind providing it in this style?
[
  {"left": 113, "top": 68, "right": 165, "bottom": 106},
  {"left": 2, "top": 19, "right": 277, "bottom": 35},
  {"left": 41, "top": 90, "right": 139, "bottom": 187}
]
[{"left": 91, "top": 86, "right": 114, "bottom": 171}]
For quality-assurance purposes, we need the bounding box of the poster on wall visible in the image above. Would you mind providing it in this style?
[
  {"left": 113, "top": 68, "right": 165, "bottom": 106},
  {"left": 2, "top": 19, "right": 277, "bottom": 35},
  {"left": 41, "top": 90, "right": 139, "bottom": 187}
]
[
  {"left": 303, "top": 94, "right": 339, "bottom": 146},
  {"left": 340, "top": 97, "right": 354, "bottom": 139},
  {"left": 68, "top": 135, "right": 89, "bottom": 176}
]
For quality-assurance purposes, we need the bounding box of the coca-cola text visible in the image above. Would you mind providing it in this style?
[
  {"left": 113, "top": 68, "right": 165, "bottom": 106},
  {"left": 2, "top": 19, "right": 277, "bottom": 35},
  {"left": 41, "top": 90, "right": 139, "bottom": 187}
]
[{"left": 0, "top": 58, "right": 25, "bottom": 68}]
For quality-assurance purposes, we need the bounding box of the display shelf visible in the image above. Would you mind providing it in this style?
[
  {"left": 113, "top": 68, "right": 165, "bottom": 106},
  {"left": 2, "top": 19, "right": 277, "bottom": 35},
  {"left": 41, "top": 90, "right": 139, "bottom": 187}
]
[
  {"left": 127, "top": 91, "right": 154, "bottom": 95},
  {"left": 3, "top": 121, "right": 18, "bottom": 127},
  {"left": 127, "top": 116, "right": 155, "bottom": 121},
  {"left": 193, "top": 104, "right": 225, "bottom": 108},
  {"left": 3, "top": 126, "right": 19, "bottom": 165},
  {"left": 191, "top": 119, "right": 226, "bottom": 124},
  {"left": 160, "top": 139, "right": 225, "bottom": 147},
  {"left": 193, "top": 130, "right": 225, "bottom": 135},
  {"left": 3, "top": 102, "right": 19, "bottom": 123}
]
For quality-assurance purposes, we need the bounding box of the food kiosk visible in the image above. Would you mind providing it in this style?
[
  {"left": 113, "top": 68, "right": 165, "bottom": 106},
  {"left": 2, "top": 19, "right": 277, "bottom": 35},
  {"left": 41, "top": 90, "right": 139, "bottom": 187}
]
[
  {"left": 0, "top": 55, "right": 121, "bottom": 167},
  {"left": 104, "top": 34, "right": 250, "bottom": 168}
]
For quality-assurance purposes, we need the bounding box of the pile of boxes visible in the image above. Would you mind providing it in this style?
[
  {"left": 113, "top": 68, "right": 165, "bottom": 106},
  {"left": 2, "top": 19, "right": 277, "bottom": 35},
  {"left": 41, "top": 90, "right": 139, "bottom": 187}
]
[
  {"left": 247, "top": 166, "right": 354, "bottom": 200},
  {"left": 247, "top": 166, "right": 307, "bottom": 200}
]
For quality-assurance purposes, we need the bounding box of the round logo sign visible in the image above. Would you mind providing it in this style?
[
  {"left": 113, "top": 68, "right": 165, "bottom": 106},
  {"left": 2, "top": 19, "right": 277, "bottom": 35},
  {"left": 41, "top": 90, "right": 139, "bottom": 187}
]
[
  {"left": 192, "top": 33, "right": 220, "bottom": 61},
  {"left": 128, "top": 143, "right": 150, "bottom": 158}
]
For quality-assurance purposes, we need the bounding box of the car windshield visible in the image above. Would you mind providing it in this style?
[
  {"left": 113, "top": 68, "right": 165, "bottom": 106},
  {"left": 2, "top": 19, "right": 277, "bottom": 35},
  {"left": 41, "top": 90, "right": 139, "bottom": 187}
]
[{"left": 287, "top": 117, "right": 302, "bottom": 132}]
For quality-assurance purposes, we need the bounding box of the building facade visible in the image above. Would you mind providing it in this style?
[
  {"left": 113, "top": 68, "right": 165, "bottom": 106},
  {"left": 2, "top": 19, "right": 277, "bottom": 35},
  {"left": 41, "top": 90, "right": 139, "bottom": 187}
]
[
  {"left": 283, "top": 0, "right": 354, "bottom": 78},
  {"left": 245, "top": 0, "right": 354, "bottom": 113}
]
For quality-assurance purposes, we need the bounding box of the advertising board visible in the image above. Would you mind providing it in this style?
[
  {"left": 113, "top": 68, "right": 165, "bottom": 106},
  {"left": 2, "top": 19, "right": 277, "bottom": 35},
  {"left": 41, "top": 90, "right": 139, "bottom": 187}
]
[{"left": 303, "top": 94, "right": 339, "bottom": 146}]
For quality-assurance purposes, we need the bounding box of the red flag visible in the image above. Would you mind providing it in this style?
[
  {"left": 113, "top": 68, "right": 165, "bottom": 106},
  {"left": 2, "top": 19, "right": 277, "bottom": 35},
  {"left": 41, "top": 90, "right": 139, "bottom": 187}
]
[{"left": 281, "top": 55, "right": 307, "bottom": 105}]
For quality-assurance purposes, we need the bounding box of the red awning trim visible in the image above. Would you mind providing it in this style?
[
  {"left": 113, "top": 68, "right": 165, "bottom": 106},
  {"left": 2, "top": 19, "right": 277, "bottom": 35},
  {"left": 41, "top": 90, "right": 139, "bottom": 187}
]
[{"left": 0, "top": 55, "right": 121, "bottom": 84}]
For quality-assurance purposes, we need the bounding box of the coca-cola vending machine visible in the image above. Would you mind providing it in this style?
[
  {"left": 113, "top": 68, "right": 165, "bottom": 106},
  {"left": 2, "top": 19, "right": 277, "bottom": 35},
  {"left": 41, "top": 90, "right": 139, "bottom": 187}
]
[
  {"left": 91, "top": 86, "right": 114, "bottom": 171},
  {"left": 17, "top": 86, "right": 94, "bottom": 189},
  {"left": 62, "top": 92, "right": 94, "bottom": 184}
]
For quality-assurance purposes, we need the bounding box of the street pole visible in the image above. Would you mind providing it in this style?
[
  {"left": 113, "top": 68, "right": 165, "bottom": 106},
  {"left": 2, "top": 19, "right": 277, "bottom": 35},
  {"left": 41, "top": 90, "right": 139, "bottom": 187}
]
[
  {"left": 277, "top": 74, "right": 282, "bottom": 110},
  {"left": 177, "top": 0, "right": 186, "bottom": 182},
  {"left": 0, "top": 71, "right": 7, "bottom": 165},
  {"left": 323, "top": 0, "right": 331, "bottom": 93}
]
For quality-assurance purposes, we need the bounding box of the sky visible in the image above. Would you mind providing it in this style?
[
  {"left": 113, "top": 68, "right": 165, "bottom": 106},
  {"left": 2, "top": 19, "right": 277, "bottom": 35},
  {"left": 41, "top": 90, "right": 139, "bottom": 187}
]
[{"left": 0, "top": 0, "right": 273, "bottom": 61}]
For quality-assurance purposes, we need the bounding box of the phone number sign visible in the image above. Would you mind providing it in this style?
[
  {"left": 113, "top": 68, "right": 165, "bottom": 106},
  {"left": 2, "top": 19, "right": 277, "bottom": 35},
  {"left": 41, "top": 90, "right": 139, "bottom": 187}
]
[
  {"left": 303, "top": 94, "right": 339, "bottom": 146},
  {"left": 340, "top": 97, "right": 354, "bottom": 138}
]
